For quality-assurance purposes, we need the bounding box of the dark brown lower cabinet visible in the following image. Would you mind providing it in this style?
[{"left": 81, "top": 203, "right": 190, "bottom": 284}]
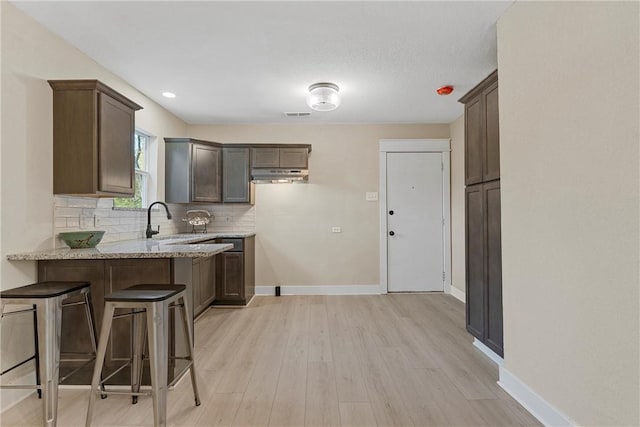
[
  {"left": 38, "top": 260, "right": 106, "bottom": 356},
  {"left": 465, "top": 181, "right": 503, "bottom": 357},
  {"left": 214, "top": 236, "right": 255, "bottom": 305},
  {"left": 466, "top": 185, "right": 485, "bottom": 339},
  {"left": 192, "top": 255, "right": 216, "bottom": 317},
  {"left": 38, "top": 258, "right": 177, "bottom": 384},
  {"left": 104, "top": 259, "right": 173, "bottom": 363}
]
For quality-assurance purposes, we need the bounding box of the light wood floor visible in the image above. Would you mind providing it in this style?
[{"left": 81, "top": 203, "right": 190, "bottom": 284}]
[{"left": 1, "top": 294, "right": 541, "bottom": 426}]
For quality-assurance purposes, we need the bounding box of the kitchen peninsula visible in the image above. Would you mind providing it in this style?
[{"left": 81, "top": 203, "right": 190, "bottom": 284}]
[{"left": 7, "top": 232, "right": 255, "bottom": 385}]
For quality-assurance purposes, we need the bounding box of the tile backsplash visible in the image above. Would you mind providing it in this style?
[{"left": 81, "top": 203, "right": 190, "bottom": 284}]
[
  {"left": 53, "top": 197, "right": 256, "bottom": 247},
  {"left": 183, "top": 203, "right": 256, "bottom": 234}
]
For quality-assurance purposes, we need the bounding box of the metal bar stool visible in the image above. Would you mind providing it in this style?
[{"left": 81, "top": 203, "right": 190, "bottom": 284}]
[
  {"left": 0, "top": 281, "right": 100, "bottom": 427},
  {"left": 86, "top": 284, "right": 200, "bottom": 427}
]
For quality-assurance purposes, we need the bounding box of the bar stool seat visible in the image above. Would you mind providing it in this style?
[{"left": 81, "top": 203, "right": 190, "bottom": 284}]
[
  {"left": 105, "top": 284, "right": 186, "bottom": 302},
  {"left": 0, "top": 281, "right": 100, "bottom": 427},
  {"left": 1, "top": 281, "right": 91, "bottom": 299},
  {"left": 86, "top": 284, "right": 200, "bottom": 427}
]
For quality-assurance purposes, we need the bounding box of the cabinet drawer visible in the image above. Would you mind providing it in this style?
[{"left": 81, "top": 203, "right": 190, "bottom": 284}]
[{"left": 216, "top": 238, "right": 243, "bottom": 252}]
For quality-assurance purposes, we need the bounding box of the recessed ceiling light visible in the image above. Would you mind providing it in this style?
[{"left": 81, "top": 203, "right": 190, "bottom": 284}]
[{"left": 162, "top": 92, "right": 176, "bottom": 98}]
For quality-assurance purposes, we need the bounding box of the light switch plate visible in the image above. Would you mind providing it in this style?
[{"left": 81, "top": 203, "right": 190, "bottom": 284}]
[
  {"left": 331, "top": 227, "right": 342, "bottom": 233},
  {"left": 366, "top": 192, "right": 378, "bottom": 201}
]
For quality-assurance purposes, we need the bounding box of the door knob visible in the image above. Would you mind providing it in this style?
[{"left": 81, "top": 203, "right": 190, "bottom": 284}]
[
  {"left": 389, "top": 231, "right": 395, "bottom": 236},
  {"left": 389, "top": 210, "right": 394, "bottom": 215}
]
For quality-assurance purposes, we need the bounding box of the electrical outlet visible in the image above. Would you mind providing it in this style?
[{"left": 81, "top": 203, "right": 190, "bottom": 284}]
[
  {"left": 331, "top": 227, "right": 342, "bottom": 233},
  {"left": 366, "top": 192, "right": 378, "bottom": 201}
]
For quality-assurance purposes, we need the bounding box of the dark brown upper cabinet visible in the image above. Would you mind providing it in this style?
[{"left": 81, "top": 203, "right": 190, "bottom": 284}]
[
  {"left": 251, "top": 147, "right": 280, "bottom": 168},
  {"left": 48, "top": 80, "right": 143, "bottom": 197},
  {"left": 165, "top": 138, "right": 222, "bottom": 204},
  {"left": 252, "top": 147, "right": 309, "bottom": 168},
  {"left": 192, "top": 144, "right": 222, "bottom": 203},
  {"left": 459, "top": 71, "right": 500, "bottom": 185},
  {"left": 223, "top": 147, "right": 253, "bottom": 204}
]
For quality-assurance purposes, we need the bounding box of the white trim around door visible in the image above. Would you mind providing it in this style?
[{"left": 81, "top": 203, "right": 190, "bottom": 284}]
[{"left": 379, "top": 139, "right": 451, "bottom": 295}]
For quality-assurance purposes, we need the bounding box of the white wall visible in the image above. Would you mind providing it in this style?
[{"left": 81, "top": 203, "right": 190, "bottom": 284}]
[
  {"left": 449, "top": 115, "right": 465, "bottom": 296},
  {"left": 497, "top": 2, "right": 639, "bottom": 425},
  {"left": 0, "top": 2, "right": 187, "bottom": 409},
  {"left": 188, "top": 124, "right": 450, "bottom": 288}
]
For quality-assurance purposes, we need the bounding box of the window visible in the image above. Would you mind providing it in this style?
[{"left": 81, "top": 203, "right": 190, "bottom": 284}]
[{"left": 113, "top": 131, "right": 150, "bottom": 209}]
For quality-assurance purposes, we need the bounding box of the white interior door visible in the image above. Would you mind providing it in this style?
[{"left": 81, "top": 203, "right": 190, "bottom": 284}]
[{"left": 386, "top": 152, "right": 444, "bottom": 292}]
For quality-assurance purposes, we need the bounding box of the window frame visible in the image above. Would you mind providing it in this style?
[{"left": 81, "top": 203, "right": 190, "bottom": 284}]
[{"left": 113, "top": 129, "right": 153, "bottom": 210}]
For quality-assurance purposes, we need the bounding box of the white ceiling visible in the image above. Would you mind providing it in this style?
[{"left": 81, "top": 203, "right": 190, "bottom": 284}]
[{"left": 12, "top": 1, "right": 512, "bottom": 124}]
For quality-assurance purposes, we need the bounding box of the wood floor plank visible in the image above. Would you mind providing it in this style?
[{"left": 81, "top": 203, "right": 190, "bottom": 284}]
[
  {"left": 325, "top": 305, "right": 369, "bottom": 403},
  {"left": 1, "top": 391, "right": 46, "bottom": 426},
  {"left": 55, "top": 388, "right": 89, "bottom": 427},
  {"left": 167, "top": 367, "right": 219, "bottom": 426},
  {"left": 468, "top": 398, "right": 542, "bottom": 426},
  {"left": 350, "top": 329, "right": 414, "bottom": 427},
  {"left": 305, "top": 361, "right": 340, "bottom": 427},
  {"left": 232, "top": 331, "right": 288, "bottom": 426},
  {"left": 394, "top": 296, "right": 499, "bottom": 400},
  {"left": 269, "top": 357, "right": 307, "bottom": 427},
  {"left": 214, "top": 309, "right": 271, "bottom": 393},
  {"left": 194, "top": 308, "right": 235, "bottom": 348},
  {"left": 269, "top": 301, "right": 309, "bottom": 427},
  {"left": 308, "top": 303, "right": 332, "bottom": 362},
  {"left": 194, "top": 392, "right": 243, "bottom": 426},
  {"left": 338, "top": 402, "right": 378, "bottom": 427},
  {"left": 2, "top": 295, "right": 540, "bottom": 427},
  {"left": 379, "top": 346, "right": 478, "bottom": 427},
  {"left": 195, "top": 308, "right": 258, "bottom": 372}
]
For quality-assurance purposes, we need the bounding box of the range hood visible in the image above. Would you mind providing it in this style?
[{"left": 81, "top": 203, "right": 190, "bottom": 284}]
[{"left": 251, "top": 168, "right": 309, "bottom": 184}]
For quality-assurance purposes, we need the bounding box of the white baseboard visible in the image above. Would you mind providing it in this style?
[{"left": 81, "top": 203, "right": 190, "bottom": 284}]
[
  {"left": 255, "top": 285, "right": 380, "bottom": 296},
  {"left": 498, "top": 366, "right": 575, "bottom": 427},
  {"left": 472, "top": 338, "right": 504, "bottom": 366},
  {"left": 449, "top": 286, "right": 465, "bottom": 303}
]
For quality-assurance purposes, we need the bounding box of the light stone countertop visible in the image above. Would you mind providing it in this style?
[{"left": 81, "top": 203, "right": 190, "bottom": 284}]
[{"left": 6, "top": 232, "right": 256, "bottom": 261}]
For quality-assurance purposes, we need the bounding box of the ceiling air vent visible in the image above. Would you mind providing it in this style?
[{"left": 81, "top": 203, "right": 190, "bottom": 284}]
[{"left": 284, "top": 112, "right": 312, "bottom": 117}]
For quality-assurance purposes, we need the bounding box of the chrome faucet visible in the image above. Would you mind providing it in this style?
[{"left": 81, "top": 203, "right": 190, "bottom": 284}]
[{"left": 146, "top": 201, "right": 172, "bottom": 238}]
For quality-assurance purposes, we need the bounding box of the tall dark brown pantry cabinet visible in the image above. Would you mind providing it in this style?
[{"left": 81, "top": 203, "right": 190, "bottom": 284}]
[{"left": 459, "top": 71, "right": 503, "bottom": 357}]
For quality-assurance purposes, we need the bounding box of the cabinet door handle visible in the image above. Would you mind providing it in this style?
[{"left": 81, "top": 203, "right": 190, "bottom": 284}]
[
  {"left": 389, "top": 210, "right": 394, "bottom": 215},
  {"left": 389, "top": 231, "right": 395, "bottom": 236}
]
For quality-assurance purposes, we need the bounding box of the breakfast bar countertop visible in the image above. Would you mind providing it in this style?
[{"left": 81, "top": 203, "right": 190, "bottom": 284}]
[{"left": 6, "top": 232, "right": 255, "bottom": 261}]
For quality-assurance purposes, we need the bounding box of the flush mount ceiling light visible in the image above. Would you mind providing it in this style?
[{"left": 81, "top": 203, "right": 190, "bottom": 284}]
[
  {"left": 162, "top": 91, "right": 176, "bottom": 98},
  {"left": 306, "top": 83, "right": 340, "bottom": 112}
]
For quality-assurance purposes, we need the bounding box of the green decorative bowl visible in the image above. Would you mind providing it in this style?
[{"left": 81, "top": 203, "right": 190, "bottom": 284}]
[{"left": 59, "top": 231, "right": 105, "bottom": 249}]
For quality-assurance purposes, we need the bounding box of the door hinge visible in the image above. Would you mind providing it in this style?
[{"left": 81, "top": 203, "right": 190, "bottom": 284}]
[
  {"left": 442, "top": 271, "right": 446, "bottom": 281},
  {"left": 441, "top": 162, "right": 444, "bottom": 171},
  {"left": 442, "top": 218, "right": 445, "bottom": 226}
]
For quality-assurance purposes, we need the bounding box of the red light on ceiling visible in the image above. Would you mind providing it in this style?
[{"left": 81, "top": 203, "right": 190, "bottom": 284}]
[{"left": 436, "top": 85, "right": 454, "bottom": 95}]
